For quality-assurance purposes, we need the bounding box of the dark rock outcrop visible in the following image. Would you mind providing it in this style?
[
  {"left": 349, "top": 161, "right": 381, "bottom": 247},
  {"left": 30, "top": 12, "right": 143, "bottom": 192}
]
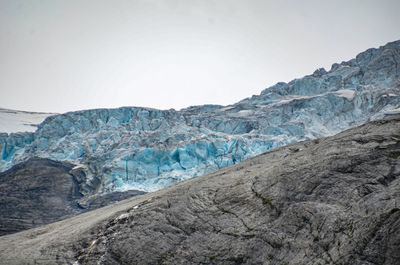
[
  {"left": 0, "top": 116, "right": 399, "bottom": 264},
  {"left": 0, "top": 157, "right": 145, "bottom": 236}
]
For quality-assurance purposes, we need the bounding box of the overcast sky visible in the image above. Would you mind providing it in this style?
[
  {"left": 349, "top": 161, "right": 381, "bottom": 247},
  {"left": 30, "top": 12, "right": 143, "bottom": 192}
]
[{"left": 0, "top": 0, "right": 399, "bottom": 113}]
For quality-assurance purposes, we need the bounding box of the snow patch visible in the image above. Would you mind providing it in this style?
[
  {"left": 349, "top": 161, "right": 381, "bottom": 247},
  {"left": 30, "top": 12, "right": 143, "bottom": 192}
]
[
  {"left": 334, "top": 89, "right": 355, "bottom": 100},
  {"left": 385, "top": 107, "right": 400, "bottom": 115},
  {"left": 219, "top": 106, "right": 234, "bottom": 111},
  {"left": 0, "top": 108, "right": 55, "bottom": 133},
  {"left": 72, "top": 164, "right": 86, "bottom": 170},
  {"left": 237, "top": 110, "right": 253, "bottom": 116}
]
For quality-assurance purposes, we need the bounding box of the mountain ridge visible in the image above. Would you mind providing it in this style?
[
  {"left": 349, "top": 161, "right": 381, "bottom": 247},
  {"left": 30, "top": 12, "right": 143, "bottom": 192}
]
[{"left": 1, "top": 40, "right": 399, "bottom": 194}]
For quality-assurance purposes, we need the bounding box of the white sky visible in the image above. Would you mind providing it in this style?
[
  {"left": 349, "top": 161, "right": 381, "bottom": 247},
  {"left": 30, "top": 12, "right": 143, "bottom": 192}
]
[{"left": 0, "top": 0, "right": 399, "bottom": 113}]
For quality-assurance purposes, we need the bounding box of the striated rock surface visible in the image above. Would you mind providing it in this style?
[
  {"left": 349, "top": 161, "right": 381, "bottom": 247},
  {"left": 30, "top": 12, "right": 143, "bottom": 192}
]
[
  {"left": 1, "top": 40, "right": 400, "bottom": 193},
  {"left": 0, "top": 116, "right": 399, "bottom": 264},
  {"left": 0, "top": 157, "right": 145, "bottom": 236}
]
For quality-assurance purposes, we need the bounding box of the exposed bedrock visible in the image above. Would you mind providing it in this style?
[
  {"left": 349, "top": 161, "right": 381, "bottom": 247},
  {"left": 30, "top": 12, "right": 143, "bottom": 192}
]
[{"left": 0, "top": 116, "right": 399, "bottom": 264}]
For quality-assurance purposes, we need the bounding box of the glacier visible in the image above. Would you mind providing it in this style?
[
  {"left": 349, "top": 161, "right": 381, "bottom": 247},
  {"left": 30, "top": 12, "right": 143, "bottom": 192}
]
[{"left": 1, "top": 40, "right": 400, "bottom": 193}]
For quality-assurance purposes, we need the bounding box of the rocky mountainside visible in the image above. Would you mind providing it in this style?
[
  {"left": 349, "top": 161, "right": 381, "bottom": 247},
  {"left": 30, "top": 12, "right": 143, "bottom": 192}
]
[
  {"left": 0, "top": 157, "right": 145, "bottom": 236},
  {"left": 1, "top": 40, "right": 399, "bottom": 193},
  {"left": 0, "top": 116, "right": 399, "bottom": 264}
]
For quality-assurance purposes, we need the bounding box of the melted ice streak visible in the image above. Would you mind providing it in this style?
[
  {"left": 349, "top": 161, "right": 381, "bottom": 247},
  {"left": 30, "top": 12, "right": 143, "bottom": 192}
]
[{"left": 1, "top": 41, "right": 400, "bottom": 192}]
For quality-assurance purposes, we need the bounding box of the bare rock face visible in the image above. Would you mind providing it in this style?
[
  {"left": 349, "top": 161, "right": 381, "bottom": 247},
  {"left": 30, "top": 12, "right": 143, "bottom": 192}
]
[
  {"left": 0, "top": 158, "right": 82, "bottom": 235},
  {"left": 0, "top": 116, "right": 399, "bottom": 264},
  {"left": 0, "top": 158, "right": 145, "bottom": 236}
]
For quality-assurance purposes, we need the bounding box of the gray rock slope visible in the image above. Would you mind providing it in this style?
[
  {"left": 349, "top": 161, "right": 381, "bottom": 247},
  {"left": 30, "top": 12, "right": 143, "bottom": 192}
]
[
  {"left": 0, "top": 157, "right": 145, "bottom": 236},
  {"left": 0, "top": 116, "right": 399, "bottom": 265}
]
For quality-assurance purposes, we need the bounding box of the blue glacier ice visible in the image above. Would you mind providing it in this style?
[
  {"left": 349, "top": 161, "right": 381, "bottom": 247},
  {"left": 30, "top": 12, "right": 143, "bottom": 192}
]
[{"left": 1, "top": 40, "right": 400, "bottom": 193}]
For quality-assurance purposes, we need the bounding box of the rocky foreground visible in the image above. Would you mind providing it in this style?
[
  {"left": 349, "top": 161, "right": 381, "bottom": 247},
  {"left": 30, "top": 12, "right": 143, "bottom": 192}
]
[{"left": 0, "top": 116, "right": 399, "bottom": 264}]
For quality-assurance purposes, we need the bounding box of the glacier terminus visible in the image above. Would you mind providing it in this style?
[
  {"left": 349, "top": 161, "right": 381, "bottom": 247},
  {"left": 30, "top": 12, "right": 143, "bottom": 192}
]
[{"left": 1, "top": 40, "right": 400, "bottom": 193}]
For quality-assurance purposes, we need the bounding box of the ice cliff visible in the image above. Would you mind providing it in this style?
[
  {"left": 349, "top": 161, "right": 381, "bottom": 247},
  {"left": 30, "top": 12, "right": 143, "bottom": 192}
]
[{"left": 1, "top": 40, "right": 400, "bottom": 192}]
